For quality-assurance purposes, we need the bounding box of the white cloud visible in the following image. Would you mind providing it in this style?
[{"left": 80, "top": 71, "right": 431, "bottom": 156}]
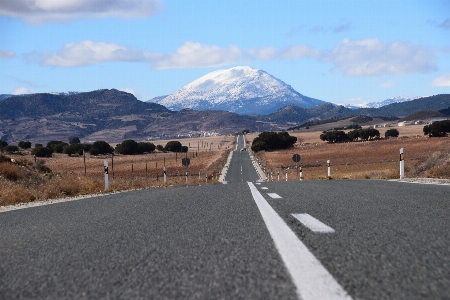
[
  {"left": 0, "top": 48, "right": 16, "bottom": 59},
  {"left": 432, "top": 73, "right": 450, "bottom": 87},
  {"left": 12, "top": 87, "right": 33, "bottom": 95},
  {"left": 379, "top": 80, "right": 395, "bottom": 88},
  {"left": 323, "top": 38, "right": 437, "bottom": 76},
  {"left": 0, "top": 0, "right": 163, "bottom": 24},
  {"left": 30, "top": 40, "right": 161, "bottom": 67},
  {"left": 154, "top": 42, "right": 243, "bottom": 70}
]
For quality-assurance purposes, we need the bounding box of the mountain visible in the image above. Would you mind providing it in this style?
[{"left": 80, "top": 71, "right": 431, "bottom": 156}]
[
  {"left": 0, "top": 94, "right": 13, "bottom": 101},
  {"left": 155, "top": 66, "right": 326, "bottom": 115},
  {"left": 345, "top": 96, "right": 423, "bottom": 109}
]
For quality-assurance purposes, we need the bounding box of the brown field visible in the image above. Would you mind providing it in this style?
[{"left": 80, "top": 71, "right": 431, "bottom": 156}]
[
  {"left": 0, "top": 135, "right": 236, "bottom": 206},
  {"left": 249, "top": 126, "right": 450, "bottom": 181}
]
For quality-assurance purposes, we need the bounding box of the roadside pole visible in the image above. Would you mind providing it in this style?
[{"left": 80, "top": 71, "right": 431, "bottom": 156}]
[
  {"left": 300, "top": 167, "right": 303, "bottom": 181},
  {"left": 400, "top": 148, "right": 405, "bottom": 179},
  {"left": 163, "top": 157, "right": 167, "bottom": 185},
  {"left": 104, "top": 161, "right": 109, "bottom": 191},
  {"left": 327, "top": 160, "right": 331, "bottom": 179}
]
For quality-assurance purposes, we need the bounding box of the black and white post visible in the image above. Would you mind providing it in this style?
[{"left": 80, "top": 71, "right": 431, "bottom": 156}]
[
  {"left": 104, "top": 161, "right": 109, "bottom": 191},
  {"left": 163, "top": 157, "right": 167, "bottom": 185},
  {"left": 327, "top": 160, "right": 331, "bottom": 179},
  {"left": 400, "top": 148, "right": 405, "bottom": 179}
]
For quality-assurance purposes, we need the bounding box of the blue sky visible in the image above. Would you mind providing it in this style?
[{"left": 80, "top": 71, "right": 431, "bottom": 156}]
[{"left": 0, "top": 0, "right": 449, "bottom": 105}]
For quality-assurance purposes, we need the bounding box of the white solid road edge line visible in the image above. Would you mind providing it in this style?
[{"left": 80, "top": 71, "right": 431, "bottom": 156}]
[
  {"left": 292, "top": 213, "right": 336, "bottom": 233},
  {"left": 247, "top": 182, "right": 352, "bottom": 300}
]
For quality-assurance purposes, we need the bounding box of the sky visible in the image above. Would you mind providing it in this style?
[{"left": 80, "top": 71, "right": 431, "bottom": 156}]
[{"left": 0, "top": 0, "right": 449, "bottom": 105}]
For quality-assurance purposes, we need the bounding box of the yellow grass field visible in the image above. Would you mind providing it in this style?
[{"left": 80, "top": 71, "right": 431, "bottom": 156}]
[{"left": 249, "top": 126, "right": 450, "bottom": 180}]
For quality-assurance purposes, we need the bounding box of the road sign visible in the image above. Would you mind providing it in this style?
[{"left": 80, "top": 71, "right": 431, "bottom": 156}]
[
  {"left": 182, "top": 157, "right": 190, "bottom": 166},
  {"left": 292, "top": 154, "right": 301, "bottom": 162}
]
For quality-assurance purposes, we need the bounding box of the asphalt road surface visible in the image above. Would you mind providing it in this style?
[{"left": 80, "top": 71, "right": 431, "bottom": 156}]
[{"left": 0, "top": 135, "right": 449, "bottom": 299}]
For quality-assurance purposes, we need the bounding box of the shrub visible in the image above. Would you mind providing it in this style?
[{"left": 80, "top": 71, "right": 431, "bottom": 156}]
[
  {"left": 32, "top": 147, "right": 53, "bottom": 157},
  {"left": 90, "top": 141, "right": 113, "bottom": 155},
  {"left": 137, "top": 142, "right": 156, "bottom": 154},
  {"left": 68, "top": 136, "right": 80, "bottom": 144},
  {"left": 251, "top": 131, "right": 297, "bottom": 152},
  {"left": 115, "top": 139, "right": 138, "bottom": 155},
  {"left": 156, "top": 144, "right": 164, "bottom": 152},
  {"left": 0, "top": 162, "right": 21, "bottom": 181},
  {"left": 46, "top": 141, "right": 68, "bottom": 153},
  {"left": 18, "top": 141, "right": 32, "bottom": 149},
  {"left": 385, "top": 128, "right": 399, "bottom": 138},
  {"left": 3, "top": 145, "right": 19, "bottom": 153},
  {"left": 320, "top": 131, "right": 348, "bottom": 143},
  {"left": 164, "top": 141, "right": 183, "bottom": 152},
  {"left": 0, "top": 140, "right": 7, "bottom": 149},
  {"left": 423, "top": 120, "right": 450, "bottom": 137},
  {"left": 64, "top": 143, "right": 91, "bottom": 156}
]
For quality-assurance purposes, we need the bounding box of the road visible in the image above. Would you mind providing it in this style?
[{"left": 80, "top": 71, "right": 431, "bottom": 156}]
[{"left": 0, "top": 135, "right": 449, "bottom": 299}]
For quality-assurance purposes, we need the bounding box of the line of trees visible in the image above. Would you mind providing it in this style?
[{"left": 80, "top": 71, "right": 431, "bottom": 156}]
[
  {"left": 320, "top": 128, "right": 381, "bottom": 143},
  {"left": 423, "top": 120, "right": 450, "bottom": 137},
  {"left": 251, "top": 131, "right": 297, "bottom": 152}
]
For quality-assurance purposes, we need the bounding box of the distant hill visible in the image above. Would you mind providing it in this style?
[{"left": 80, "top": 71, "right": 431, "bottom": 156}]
[{"left": 399, "top": 110, "right": 449, "bottom": 122}]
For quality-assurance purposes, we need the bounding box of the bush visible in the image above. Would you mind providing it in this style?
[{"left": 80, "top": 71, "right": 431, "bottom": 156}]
[
  {"left": 251, "top": 131, "right": 297, "bottom": 152},
  {"left": 63, "top": 143, "right": 91, "bottom": 156},
  {"left": 18, "top": 141, "right": 32, "bottom": 149},
  {"left": 320, "top": 131, "right": 349, "bottom": 143},
  {"left": 423, "top": 120, "right": 450, "bottom": 137},
  {"left": 68, "top": 136, "right": 80, "bottom": 144},
  {"left": 115, "top": 139, "right": 138, "bottom": 155},
  {"left": 385, "top": 128, "right": 399, "bottom": 138},
  {"left": 156, "top": 145, "right": 164, "bottom": 152},
  {"left": 32, "top": 147, "right": 53, "bottom": 157},
  {"left": 137, "top": 142, "right": 156, "bottom": 154},
  {"left": 164, "top": 141, "right": 183, "bottom": 152},
  {"left": 90, "top": 141, "right": 113, "bottom": 155},
  {"left": 0, "top": 140, "right": 7, "bottom": 149},
  {"left": 0, "top": 162, "right": 21, "bottom": 181},
  {"left": 46, "top": 141, "right": 68, "bottom": 153},
  {"left": 3, "top": 145, "right": 19, "bottom": 153}
]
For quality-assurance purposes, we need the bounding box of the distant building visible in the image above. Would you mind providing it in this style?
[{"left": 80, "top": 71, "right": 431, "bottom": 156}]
[
  {"left": 430, "top": 118, "right": 448, "bottom": 124},
  {"left": 398, "top": 121, "right": 412, "bottom": 126}
]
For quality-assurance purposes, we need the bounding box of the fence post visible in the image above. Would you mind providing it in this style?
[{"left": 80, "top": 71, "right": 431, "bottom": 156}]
[{"left": 300, "top": 167, "right": 303, "bottom": 181}]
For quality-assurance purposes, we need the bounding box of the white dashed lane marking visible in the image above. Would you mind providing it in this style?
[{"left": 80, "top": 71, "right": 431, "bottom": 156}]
[
  {"left": 292, "top": 214, "right": 336, "bottom": 233},
  {"left": 261, "top": 187, "right": 268, "bottom": 190},
  {"left": 267, "top": 193, "right": 282, "bottom": 199},
  {"left": 247, "top": 182, "right": 352, "bottom": 300}
]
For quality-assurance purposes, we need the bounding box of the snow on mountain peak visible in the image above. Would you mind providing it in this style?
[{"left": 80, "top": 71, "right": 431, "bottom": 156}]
[{"left": 157, "top": 66, "right": 325, "bottom": 114}]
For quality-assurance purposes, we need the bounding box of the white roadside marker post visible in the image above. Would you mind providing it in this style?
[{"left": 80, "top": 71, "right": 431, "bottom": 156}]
[
  {"left": 278, "top": 171, "right": 280, "bottom": 182},
  {"left": 163, "top": 157, "right": 167, "bottom": 185},
  {"left": 327, "top": 160, "right": 331, "bottom": 180},
  {"left": 104, "top": 161, "right": 109, "bottom": 191},
  {"left": 286, "top": 169, "right": 288, "bottom": 181},
  {"left": 400, "top": 148, "right": 405, "bottom": 179},
  {"left": 300, "top": 167, "right": 303, "bottom": 181}
]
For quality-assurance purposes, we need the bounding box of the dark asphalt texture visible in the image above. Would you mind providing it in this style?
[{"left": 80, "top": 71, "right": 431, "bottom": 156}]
[{"left": 1, "top": 134, "right": 449, "bottom": 299}]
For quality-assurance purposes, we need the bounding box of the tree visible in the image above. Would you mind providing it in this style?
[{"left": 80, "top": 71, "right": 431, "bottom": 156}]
[
  {"left": 46, "top": 141, "right": 68, "bottom": 153},
  {"left": 4, "top": 145, "right": 19, "bottom": 153},
  {"left": 423, "top": 120, "right": 450, "bottom": 137},
  {"left": 164, "top": 141, "right": 183, "bottom": 152},
  {"left": 18, "top": 141, "right": 32, "bottom": 149},
  {"left": 242, "top": 129, "right": 250, "bottom": 135},
  {"left": 251, "top": 131, "right": 297, "bottom": 152},
  {"left": 90, "top": 141, "right": 113, "bottom": 155},
  {"left": 64, "top": 143, "right": 91, "bottom": 156},
  {"left": 137, "top": 142, "right": 156, "bottom": 154},
  {"left": 347, "top": 130, "right": 360, "bottom": 141},
  {"left": 0, "top": 140, "right": 8, "bottom": 150},
  {"left": 156, "top": 144, "right": 164, "bottom": 152},
  {"left": 320, "top": 131, "right": 348, "bottom": 143},
  {"left": 115, "top": 139, "right": 139, "bottom": 155},
  {"left": 32, "top": 147, "right": 53, "bottom": 157},
  {"left": 68, "top": 136, "right": 80, "bottom": 144},
  {"left": 385, "top": 128, "right": 399, "bottom": 138}
]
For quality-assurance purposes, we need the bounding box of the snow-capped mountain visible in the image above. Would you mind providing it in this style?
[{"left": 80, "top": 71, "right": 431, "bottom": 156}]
[
  {"left": 155, "top": 66, "right": 326, "bottom": 115},
  {"left": 345, "top": 96, "right": 424, "bottom": 109}
]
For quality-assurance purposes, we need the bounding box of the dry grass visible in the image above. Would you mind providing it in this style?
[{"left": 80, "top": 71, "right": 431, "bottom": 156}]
[
  {"left": 251, "top": 129, "right": 450, "bottom": 180},
  {"left": 0, "top": 135, "right": 236, "bottom": 206}
]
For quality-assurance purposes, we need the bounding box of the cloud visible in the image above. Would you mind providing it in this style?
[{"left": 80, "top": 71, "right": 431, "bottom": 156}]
[
  {"left": 12, "top": 87, "right": 33, "bottom": 95},
  {"left": 0, "top": 0, "right": 163, "bottom": 24},
  {"left": 154, "top": 42, "right": 243, "bottom": 70},
  {"left": 379, "top": 80, "right": 395, "bottom": 88},
  {"left": 323, "top": 38, "right": 437, "bottom": 76},
  {"left": 432, "top": 73, "right": 450, "bottom": 87},
  {"left": 27, "top": 40, "right": 161, "bottom": 67},
  {"left": 332, "top": 22, "right": 352, "bottom": 33},
  {"left": 0, "top": 48, "right": 16, "bottom": 59}
]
